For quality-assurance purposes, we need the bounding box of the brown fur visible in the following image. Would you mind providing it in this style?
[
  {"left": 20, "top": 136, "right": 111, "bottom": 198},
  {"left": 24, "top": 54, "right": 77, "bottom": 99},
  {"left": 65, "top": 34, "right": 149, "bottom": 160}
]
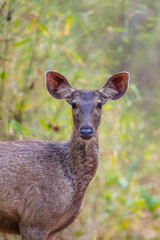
[
  {"left": 0, "top": 71, "right": 129, "bottom": 240},
  {"left": 0, "top": 134, "right": 99, "bottom": 239}
]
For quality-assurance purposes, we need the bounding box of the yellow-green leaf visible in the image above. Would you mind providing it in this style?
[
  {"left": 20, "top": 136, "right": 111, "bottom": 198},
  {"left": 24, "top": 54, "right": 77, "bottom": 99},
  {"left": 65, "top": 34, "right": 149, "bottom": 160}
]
[
  {"left": 64, "top": 16, "right": 73, "bottom": 35},
  {"left": 39, "top": 24, "right": 50, "bottom": 37}
]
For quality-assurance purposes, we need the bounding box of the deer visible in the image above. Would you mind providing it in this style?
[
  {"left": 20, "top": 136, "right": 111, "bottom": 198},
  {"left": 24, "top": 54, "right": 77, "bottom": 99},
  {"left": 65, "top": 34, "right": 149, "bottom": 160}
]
[{"left": 0, "top": 70, "right": 129, "bottom": 240}]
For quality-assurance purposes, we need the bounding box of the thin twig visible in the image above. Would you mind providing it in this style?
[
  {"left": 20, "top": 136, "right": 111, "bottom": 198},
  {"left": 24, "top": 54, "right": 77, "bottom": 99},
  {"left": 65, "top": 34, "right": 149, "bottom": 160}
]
[
  {"left": 0, "top": 0, "right": 12, "bottom": 117},
  {"left": 24, "top": 0, "right": 45, "bottom": 81},
  {"left": 14, "top": 0, "right": 46, "bottom": 122}
]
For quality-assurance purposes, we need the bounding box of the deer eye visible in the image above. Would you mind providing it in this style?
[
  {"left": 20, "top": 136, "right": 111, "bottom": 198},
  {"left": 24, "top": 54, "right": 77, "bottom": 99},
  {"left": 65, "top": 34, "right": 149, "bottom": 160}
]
[
  {"left": 71, "top": 102, "right": 77, "bottom": 109},
  {"left": 97, "top": 102, "right": 102, "bottom": 109}
]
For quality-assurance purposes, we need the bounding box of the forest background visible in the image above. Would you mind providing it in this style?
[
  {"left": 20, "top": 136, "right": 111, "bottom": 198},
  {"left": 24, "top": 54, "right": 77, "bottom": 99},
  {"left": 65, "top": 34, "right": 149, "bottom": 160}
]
[{"left": 0, "top": 0, "right": 160, "bottom": 239}]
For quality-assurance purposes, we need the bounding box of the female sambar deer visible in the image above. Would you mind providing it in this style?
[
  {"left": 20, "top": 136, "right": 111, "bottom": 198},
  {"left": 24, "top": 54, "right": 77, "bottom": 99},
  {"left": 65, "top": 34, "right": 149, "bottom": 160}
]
[{"left": 0, "top": 71, "right": 129, "bottom": 240}]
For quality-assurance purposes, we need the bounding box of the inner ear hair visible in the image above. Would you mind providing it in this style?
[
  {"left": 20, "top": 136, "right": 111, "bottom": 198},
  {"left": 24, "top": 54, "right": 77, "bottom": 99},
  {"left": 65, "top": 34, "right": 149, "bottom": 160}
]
[
  {"left": 46, "top": 71, "right": 73, "bottom": 100},
  {"left": 100, "top": 72, "right": 130, "bottom": 101}
]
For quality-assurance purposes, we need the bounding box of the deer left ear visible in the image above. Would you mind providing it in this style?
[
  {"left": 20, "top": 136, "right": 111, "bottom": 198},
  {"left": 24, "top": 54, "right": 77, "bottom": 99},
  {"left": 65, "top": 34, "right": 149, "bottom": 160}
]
[
  {"left": 46, "top": 71, "right": 74, "bottom": 100},
  {"left": 100, "top": 72, "right": 130, "bottom": 101}
]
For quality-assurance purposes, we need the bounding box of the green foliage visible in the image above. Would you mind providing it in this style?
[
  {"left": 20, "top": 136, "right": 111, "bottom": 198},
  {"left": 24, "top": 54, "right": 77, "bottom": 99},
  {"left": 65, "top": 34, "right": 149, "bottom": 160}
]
[{"left": 0, "top": 0, "right": 160, "bottom": 239}]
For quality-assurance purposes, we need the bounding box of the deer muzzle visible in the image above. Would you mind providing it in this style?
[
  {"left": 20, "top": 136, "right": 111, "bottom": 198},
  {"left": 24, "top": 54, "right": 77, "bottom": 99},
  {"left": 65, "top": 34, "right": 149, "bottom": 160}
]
[{"left": 79, "top": 126, "right": 94, "bottom": 140}]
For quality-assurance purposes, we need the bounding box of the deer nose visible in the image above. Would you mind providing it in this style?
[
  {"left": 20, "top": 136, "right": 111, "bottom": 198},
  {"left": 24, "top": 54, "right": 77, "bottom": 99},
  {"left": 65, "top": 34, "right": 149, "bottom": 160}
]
[{"left": 79, "top": 127, "right": 94, "bottom": 140}]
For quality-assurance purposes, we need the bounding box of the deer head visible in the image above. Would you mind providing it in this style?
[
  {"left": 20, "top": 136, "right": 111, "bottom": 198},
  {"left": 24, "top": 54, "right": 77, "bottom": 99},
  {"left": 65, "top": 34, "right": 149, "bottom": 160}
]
[{"left": 46, "top": 71, "right": 129, "bottom": 140}]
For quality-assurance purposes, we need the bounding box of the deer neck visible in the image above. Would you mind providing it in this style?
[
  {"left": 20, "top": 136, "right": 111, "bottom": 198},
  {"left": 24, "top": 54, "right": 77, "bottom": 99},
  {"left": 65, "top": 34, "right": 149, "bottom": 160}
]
[{"left": 67, "top": 127, "right": 99, "bottom": 192}]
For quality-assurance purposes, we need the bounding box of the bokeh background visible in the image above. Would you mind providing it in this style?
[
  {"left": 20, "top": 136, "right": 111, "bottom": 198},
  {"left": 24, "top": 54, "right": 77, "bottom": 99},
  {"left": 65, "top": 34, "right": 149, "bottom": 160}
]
[{"left": 0, "top": 0, "right": 160, "bottom": 239}]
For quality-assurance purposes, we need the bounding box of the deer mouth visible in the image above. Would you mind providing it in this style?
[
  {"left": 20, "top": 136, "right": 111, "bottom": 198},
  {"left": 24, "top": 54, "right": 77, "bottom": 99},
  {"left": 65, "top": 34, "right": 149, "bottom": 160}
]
[{"left": 79, "top": 127, "right": 94, "bottom": 140}]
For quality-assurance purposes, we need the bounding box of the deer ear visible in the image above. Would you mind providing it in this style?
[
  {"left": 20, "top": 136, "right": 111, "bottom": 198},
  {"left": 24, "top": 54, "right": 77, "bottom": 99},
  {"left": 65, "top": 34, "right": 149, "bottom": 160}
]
[
  {"left": 100, "top": 72, "right": 130, "bottom": 101},
  {"left": 46, "top": 71, "right": 74, "bottom": 100}
]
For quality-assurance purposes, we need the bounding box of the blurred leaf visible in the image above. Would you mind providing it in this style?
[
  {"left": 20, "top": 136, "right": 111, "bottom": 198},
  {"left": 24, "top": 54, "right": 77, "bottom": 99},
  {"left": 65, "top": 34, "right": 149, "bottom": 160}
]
[
  {"left": 130, "top": 83, "right": 141, "bottom": 100},
  {"left": 107, "top": 26, "right": 127, "bottom": 33},
  {"left": 9, "top": 120, "right": 30, "bottom": 139},
  {"left": 74, "top": 231, "right": 81, "bottom": 238},
  {"left": 153, "top": 214, "right": 160, "bottom": 220},
  {"left": 39, "top": 119, "right": 50, "bottom": 133},
  {"left": 110, "top": 155, "right": 116, "bottom": 169},
  {"left": 14, "top": 38, "right": 30, "bottom": 47},
  {"left": 110, "top": 151, "right": 118, "bottom": 169},
  {"left": 64, "top": 49, "right": 85, "bottom": 66},
  {"left": 64, "top": 16, "right": 73, "bottom": 35},
  {"left": 141, "top": 193, "right": 160, "bottom": 212},
  {"left": 122, "top": 219, "right": 130, "bottom": 229},
  {"left": 105, "top": 170, "right": 119, "bottom": 186},
  {"left": 21, "top": 104, "right": 32, "bottom": 112},
  {"left": 103, "top": 104, "right": 112, "bottom": 111},
  {"left": 126, "top": 198, "right": 145, "bottom": 208},
  {"left": 10, "top": 120, "right": 22, "bottom": 136},
  {"left": 39, "top": 23, "right": 50, "bottom": 37},
  {"left": 69, "top": 49, "right": 85, "bottom": 66}
]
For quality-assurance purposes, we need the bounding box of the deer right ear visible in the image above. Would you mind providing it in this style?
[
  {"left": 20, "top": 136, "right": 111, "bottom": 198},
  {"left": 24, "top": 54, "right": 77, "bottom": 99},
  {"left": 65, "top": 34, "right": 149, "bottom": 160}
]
[
  {"left": 46, "top": 71, "right": 74, "bottom": 100},
  {"left": 100, "top": 72, "right": 130, "bottom": 101}
]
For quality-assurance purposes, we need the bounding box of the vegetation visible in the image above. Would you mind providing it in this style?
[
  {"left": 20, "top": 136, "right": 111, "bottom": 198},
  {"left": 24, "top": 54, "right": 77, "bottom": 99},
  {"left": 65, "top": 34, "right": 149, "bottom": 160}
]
[{"left": 0, "top": 0, "right": 160, "bottom": 239}]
